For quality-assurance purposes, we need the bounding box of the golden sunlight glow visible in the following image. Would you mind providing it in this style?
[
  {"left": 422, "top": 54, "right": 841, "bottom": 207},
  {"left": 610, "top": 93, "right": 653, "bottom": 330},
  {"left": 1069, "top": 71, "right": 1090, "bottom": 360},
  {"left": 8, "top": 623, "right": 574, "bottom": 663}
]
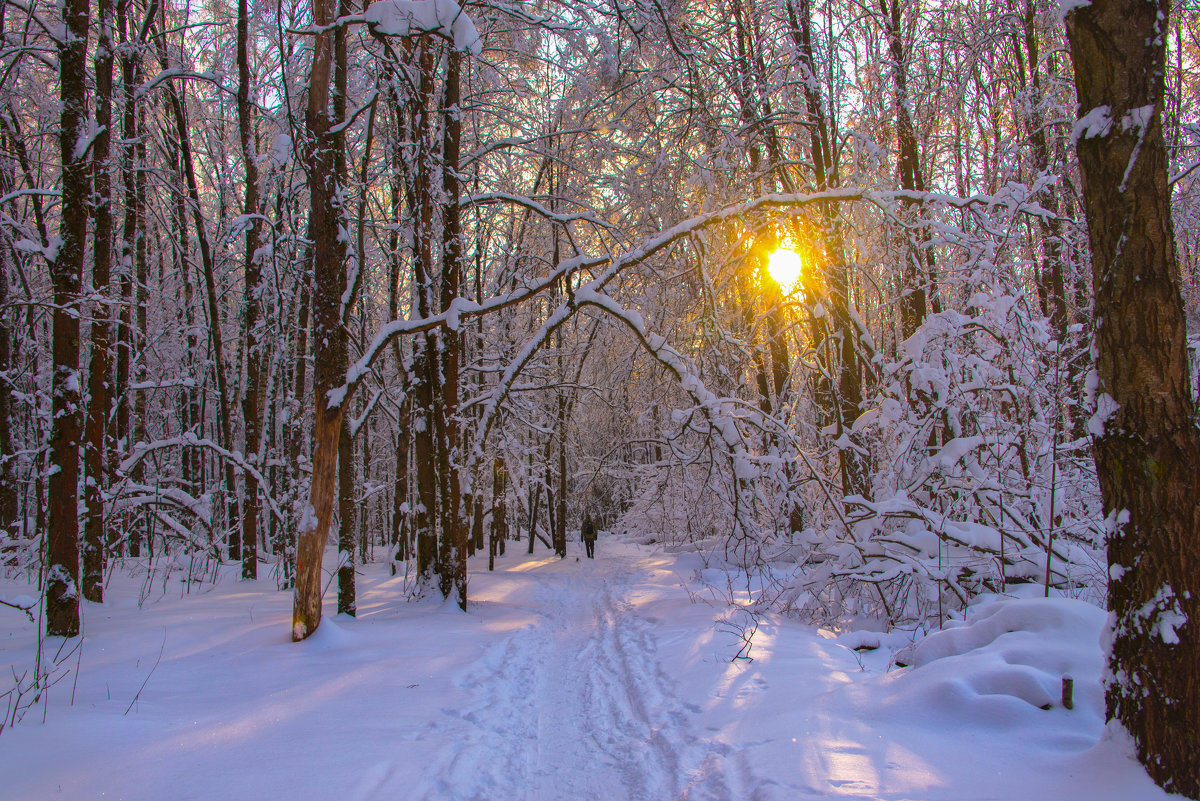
[{"left": 767, "top": 248, "right": 805, "bottom": 292}]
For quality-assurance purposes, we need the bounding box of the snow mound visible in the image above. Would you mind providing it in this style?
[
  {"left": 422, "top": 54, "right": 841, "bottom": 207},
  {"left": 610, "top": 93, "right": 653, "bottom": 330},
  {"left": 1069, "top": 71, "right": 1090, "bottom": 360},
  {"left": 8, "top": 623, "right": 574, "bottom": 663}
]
[
  {"left": 880, "top": 597, "right": 1106, "bottom": 727},
  {"left": 908, "top": 596, "right": 1103, "bottom": 668}
]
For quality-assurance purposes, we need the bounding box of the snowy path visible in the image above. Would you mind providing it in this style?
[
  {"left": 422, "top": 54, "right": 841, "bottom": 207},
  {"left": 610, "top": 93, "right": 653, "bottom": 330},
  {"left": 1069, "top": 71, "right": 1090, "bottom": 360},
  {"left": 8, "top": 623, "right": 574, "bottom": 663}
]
[
  {"left": 420, "top": 548, "right": 760, "bottom": 800},
  {"left": 0, "top": 536, "right": 1171, "bottom": 801}
]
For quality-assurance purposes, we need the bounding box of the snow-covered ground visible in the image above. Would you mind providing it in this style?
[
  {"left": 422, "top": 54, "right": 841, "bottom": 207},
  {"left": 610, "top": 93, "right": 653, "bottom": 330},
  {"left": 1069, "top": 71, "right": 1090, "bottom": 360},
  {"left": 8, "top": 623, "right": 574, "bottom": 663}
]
[{"left": 0, "top": 537, "right": 1173, "bottom": 800}]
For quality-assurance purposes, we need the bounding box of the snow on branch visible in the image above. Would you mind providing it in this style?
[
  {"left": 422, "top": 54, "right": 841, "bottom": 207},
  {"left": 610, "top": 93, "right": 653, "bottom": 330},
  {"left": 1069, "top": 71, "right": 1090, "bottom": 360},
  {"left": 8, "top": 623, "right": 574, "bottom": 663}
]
[
  {"left": 572, "top": 287, "right": 750, "bottom": 461},
  {"left": 461, "top": 192, "right": 612, "bottom": 228},
  {"left": 463, "top": 280, "right": 764, "bottom": 560},
  {"left": 119, "top": 434, "right": 287, "bottom": 524},
  {"left": 364, "top": 0, "right": 482, "bottom": 55},
  {"left": 0, "top": 595, "right": 36, "bottom": 621},
  {"left": 135, "top": 69, "right": 231, "bottom": 100},
  {"left": 341, "top": 187, "right": 1062, "bottom": 417}
]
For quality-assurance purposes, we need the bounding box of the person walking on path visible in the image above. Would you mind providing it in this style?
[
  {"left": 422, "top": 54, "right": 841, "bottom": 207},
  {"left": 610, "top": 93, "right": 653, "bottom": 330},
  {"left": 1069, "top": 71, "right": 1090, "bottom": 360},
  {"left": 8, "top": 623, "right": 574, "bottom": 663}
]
[{"left": 581, "top": 515, "right": 597, "bottom": 559}]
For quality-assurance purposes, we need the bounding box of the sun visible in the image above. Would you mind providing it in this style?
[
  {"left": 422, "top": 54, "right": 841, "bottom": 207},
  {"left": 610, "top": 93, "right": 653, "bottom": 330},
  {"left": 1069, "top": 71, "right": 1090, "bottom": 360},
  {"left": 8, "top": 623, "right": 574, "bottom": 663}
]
[{"left": 766, "top": 248, "right": 805, "bottom": 292}]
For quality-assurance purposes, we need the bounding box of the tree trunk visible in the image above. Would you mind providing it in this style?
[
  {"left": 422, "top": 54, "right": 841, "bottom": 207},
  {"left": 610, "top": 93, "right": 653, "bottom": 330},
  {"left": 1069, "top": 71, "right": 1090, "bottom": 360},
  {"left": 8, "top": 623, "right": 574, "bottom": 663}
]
[
  {"left": 47, "top": 0, "right": 90, "bottom": 637},
  {"left": 337, "top": 417, "right": 355, "bottom": 615},
  {"left": 1014, "top": 0, "right": 1068, "bottom": 339},
  {"left": 554, "top": 396, "right": 568, "bottom": 559},
  {"left": 115, "top": 0, "right": 148, "bottom": 556},
  {"left": 438, "top": 50, "right": 467, "bottom": 608},
  {"left": 129, "top": 79, "right": 149, "bottom": 558},
  {"left": 83, "top": 0, "right": 116, "bottom": 603},
  {"left": 281, "top": 275, "right": 310, "bottom": 588},
  {"left": 173, "top": 145, "right": 204, "bottom": 502},
  {"left": 526, "top": 479, "right": 541, "bottom": 555},
  {"left": 0, "top": 211, "right": 15, "bottom": 542},
  {"left": 490, "top": 457, "right": 506, "bottom": 571},
  {"left": 292, "top": 0, "right": 348, "bottom": 641},
  {"left": 787, "top": 0, "right": 869, "bottom": 499},
  {"left": 412, "top": 40, "right": 440, "bottom": 588},
  {"left": 1066, "top": 2, "right": 1200, "bottom": 796},
  {"left": 471, "top": 487, "right": 484, "bottom": 554},
  {"left": 236, "top": 0, "right": 262, "bottom": 580},
  {"left": 391, "top": 397, "right": 410, "bottom": 563},
  {"left": 880, "top": 0, "right": 933, "bottom": 339}
]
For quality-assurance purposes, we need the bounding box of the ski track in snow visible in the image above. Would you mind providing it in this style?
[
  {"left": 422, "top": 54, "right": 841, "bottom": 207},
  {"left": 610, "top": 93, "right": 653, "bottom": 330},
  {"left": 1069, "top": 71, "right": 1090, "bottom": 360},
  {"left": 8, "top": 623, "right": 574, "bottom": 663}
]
[{"left": 418, "top": 553, "right": 763, "bottom": 801}]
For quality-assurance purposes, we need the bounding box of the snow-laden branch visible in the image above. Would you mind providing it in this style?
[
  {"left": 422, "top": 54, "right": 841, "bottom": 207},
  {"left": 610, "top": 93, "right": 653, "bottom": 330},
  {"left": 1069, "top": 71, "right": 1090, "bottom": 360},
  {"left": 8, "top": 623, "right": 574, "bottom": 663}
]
[
  {"left": 349, "top": 389, "right": 383, "bottom": 438},
  {"left": 463, "top": 281, "right": 761, "bottom": 553},
  {"left": 463, "top": 127, "right": 603, "bottom": 166},
  {"left": 0, "top": 595, "right": 36, "bottom": 621},
  {"left": 340, "top": 186, "right": 1064, "bottom": 411},
  {"left": 119, "top": 434, "right": 286, "bottom": 523},
  {"left": 573, "top": 287, "right": 751, "bottom": 462},
  {"left": 0, "top": 188, "right": 59, "bottom": 207},
  {"left": 135, "top": 69, "right": 230, "bottom": 100},
  {"left": 1, "top": 0, "right": 63, "bottom": 44},
  {"left": 461, "top": 192, "right": 613, "bottom": 228}
]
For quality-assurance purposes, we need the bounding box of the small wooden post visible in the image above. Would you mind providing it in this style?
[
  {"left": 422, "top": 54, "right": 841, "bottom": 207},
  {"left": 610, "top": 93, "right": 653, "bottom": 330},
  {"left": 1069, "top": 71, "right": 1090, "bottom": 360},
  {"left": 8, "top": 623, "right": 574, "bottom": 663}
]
[{"left": 1061, "top": 674, "right": 1074, "bottom": 710}]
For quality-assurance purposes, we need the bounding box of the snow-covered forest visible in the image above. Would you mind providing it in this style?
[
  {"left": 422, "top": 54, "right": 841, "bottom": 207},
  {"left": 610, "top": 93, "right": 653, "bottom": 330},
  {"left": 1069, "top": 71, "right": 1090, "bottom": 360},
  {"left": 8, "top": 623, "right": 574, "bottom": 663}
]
[{"left": 1, "top": 0, "right": 1198, "bottom": 797}]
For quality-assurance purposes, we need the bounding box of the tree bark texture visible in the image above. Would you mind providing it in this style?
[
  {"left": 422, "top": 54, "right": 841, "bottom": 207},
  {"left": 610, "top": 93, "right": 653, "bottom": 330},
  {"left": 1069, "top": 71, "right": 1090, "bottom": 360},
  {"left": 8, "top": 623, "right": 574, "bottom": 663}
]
[
  {"left": 237, "top": 0, "right": 262, "bottom": 580},
  {"left": 412, "top": 40, "right": 440, "bottom": 587},
  {"left": 83, "top": 0, "right": 116, "bottom": 603},
  {"left": 47, "top": 0, "right": 91, "bottom": 637},
  {"left": 293, "top": 0, "right": 348, "bottom": 641},
  {"left": 1067, "top": 2, "right": 1200, "bottom": 796},
  {"left": 438, "top": 50, "right": 467, "bottom": 608},
  {"left": 0, "top": 235, "right": 13, "bottom": 541},
  {"left": 337, "top": 418, "right": 356, "bottom": 615}
]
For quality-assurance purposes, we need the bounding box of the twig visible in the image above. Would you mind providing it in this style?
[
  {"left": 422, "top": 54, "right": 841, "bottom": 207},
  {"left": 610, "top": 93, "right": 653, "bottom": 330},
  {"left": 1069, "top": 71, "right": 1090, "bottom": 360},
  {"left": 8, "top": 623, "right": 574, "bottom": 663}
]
[
  {"left": 125, "top": 630, "right": 166, "bottom": 716},
  {"left": 0, "top": 597, "right": 34, "bottom": 622}
]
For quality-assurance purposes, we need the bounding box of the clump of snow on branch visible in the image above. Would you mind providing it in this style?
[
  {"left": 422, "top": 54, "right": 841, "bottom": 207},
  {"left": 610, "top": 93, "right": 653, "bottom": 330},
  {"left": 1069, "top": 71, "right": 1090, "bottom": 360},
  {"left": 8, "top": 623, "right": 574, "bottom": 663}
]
[{"left": 364, "top": 0, "right": 482, "bottom": 55}]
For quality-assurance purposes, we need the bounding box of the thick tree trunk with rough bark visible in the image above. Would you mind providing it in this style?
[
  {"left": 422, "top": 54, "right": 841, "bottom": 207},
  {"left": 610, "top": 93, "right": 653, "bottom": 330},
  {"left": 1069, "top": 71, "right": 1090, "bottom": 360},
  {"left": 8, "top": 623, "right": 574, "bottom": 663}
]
[
  {"left": 413, "top": 336, "right": 439, "bottom": 581},
  {"left": 47, "top": 0, "right": 90, "bottom": 637},
  {"left": 1067, "top": 2, "right": 1200, "bottom": 797}
]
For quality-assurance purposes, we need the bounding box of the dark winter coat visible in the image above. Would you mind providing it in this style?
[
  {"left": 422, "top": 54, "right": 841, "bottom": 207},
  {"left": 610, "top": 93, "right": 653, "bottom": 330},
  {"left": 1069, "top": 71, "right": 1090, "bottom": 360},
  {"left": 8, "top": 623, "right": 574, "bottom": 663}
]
[{"left": 581, "top": 518, "right": 597, "bottom": 542}]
